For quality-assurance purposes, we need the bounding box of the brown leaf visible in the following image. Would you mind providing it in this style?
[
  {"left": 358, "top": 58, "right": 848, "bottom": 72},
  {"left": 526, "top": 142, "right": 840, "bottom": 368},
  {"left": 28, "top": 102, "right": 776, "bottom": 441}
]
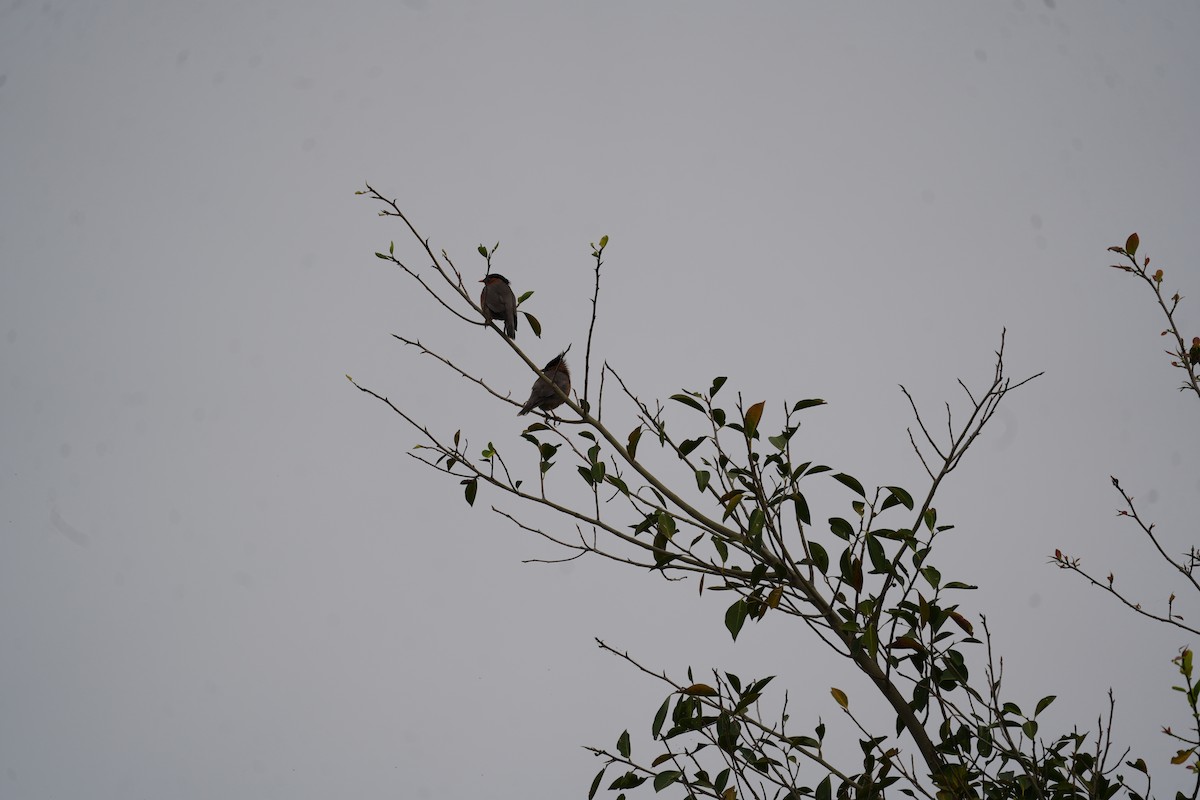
[
  {"left": 948, "top": 611, "right": 974, "bottom": 636},
  {"left": 744, "top": 401, "right": 765, "bottom": 437},
  {"left": 891, "top": 636, "right": 925, "bottom": 651}
]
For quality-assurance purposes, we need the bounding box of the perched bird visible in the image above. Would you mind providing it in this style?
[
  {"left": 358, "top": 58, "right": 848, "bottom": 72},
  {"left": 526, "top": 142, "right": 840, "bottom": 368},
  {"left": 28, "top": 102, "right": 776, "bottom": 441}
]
[
  {"left": 519, "top": 352, "right": 571, "bottom": 416},
  {"left": 1190, "top": 337, "right": 1200, "bottom": 366},
  {"left": 479, "top": 273, "right": 518, "bottom": 339}
]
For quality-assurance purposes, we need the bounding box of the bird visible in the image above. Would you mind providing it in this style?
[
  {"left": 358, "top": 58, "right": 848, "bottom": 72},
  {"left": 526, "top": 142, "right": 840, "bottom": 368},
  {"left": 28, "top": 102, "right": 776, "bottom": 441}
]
[
  {"left": 519, "top": 352, "right": 571, "bottom": 416},
  {"left": 479, "top": 273, "right": 518, "bottom": 339}
]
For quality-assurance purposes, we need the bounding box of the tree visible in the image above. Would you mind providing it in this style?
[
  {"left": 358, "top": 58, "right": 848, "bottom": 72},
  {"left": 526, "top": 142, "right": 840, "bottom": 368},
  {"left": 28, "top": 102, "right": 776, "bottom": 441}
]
[
  {"left": 350, "top": 184, "right": 1160, "bottom": 799},
  {"left": 1053, "top": 233, "right": 1200, "bottom": 796}
]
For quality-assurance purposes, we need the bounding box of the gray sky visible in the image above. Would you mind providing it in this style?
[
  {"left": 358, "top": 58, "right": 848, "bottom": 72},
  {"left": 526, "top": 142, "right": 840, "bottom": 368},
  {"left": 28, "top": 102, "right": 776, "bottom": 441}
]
[{"left": 3, "top": 1, "right": 1199, "bottom": 797}]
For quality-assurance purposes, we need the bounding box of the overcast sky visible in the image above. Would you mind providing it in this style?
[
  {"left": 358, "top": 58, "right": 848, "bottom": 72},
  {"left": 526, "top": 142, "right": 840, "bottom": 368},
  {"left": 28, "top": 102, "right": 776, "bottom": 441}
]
[{"left": 3, "top": 1, "right": 1200, "bottom": 797}]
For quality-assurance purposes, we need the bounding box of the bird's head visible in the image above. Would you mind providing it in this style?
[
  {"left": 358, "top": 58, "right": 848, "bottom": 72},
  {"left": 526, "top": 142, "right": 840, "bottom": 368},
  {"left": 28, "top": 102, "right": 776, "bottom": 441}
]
[{"left": 480, "top": 273, "right": 510, "bottom": 285}]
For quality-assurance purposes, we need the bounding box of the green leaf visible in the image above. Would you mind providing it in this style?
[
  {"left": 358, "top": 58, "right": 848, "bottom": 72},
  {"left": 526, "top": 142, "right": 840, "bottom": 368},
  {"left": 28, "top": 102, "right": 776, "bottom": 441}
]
[
  {"left": 463, "top": 478, "right": 478, "bottom": 506},
  {"left": 522, "top": 312, "right": 542, "bottom": 338},
  {"left": 617, "top": 729, "right": 631, "bottom": 758},
  {"left": 863, "top": 623, "right": 878, "bottom": 660},
  {"left": 1021, "top": 720, "right": 1038, "bottom": 739},
  {"left": 712, "top": 535, "right": 729, "bottom": 563},
  {"left": 389, "top": 241, "right": 394, "bottom": 254},
  {"left": 1126, "top": 232, "right": 1139, "bottom": 257},
  {"left": 609, "top": 772, "right": 647, "bottom": 790},
  {"left": 653, "top": 771, "right": 682, "bottom": 792},
  {"left": 695, "top": 470, "right": 711, "bottom": 492},
  {"left": 679, "top": 436, "right": 706, "bottom": 456},
  {"left": 375, "top": 252, "right": 389, "bottom": 260},
  {"left": 831, "top": 687, "right": 848, "bottom": 709},
  {"left": 743, "top": 401, "right": 765, "bottom": 438},
  {"left": 792, "top": 493, "right": 811, "bottom": 525},
  {"left": 478, "top": 244, "right": 488, "bottom": 257},
  {"left": 517, "top": 290, "right": 534, "bottom": 304},
  {"left": 1034, "top": 695, "right": 1056, "bottom": 716},
  {"left": 829, "top": 517, "right": 854, "bottom": 540},
  {"left": 793, "top": 398, "right": 827, "bottom": 412},
  {"left": 599, "top": 234, "right": 609, "bottom": 248},
  {"left": 748, "top": 509, "right": 765, "bottom": 540},
  {"left": 605, "top": 474, "right": 630, "bottom": 496},
  {"left": 866, "top": 534, "right": 889, "bottom": 575},
  {"left": 588, "top": 767, "right": 607, "bottom": 800},
  {"left": 652, "top": 531, "right": 673, "bottom": 568},
  {"left": 833, "top": 472, "right": 865, "bottom": 497},
  {"left": 768, "top": 434, "right": 788, "bottom": 451},
  {"left": 787, "top": 735, "right": 820, "bottom": 749},
  {"left": 632, "top": 514, "right": 657, "bottom": 536},
  {"left": 721, "top": 491, "right": 745, "bottom": 520},
  {"left": 882, "top": 485, "right": 914, "bottom": 511},
  {"left": 808, "top": 541, "right": 829, "bottom": 573},
  {"left": 577, "top": 465, "right": 596, "bottom": 485},
  {"left": 670, "top": 393, "right": 706, "bottom": 413},
  {"left": 921, "top": 566, "right": 941, "bottom": 589},
  {"left": 709, "top": 376, "right": 728, "bottom": 397},
  {"left": 725, "top": 599, "right": 749, "bottom": 641},
  {"left": 627, "top": 426, "right": 642, "bottom": 460},
  {"left": 652, "top": 697, "right": 671, "bottom": 739},
  {"left": 816, "top": 776, "right": 832, "bottom": 800}
]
